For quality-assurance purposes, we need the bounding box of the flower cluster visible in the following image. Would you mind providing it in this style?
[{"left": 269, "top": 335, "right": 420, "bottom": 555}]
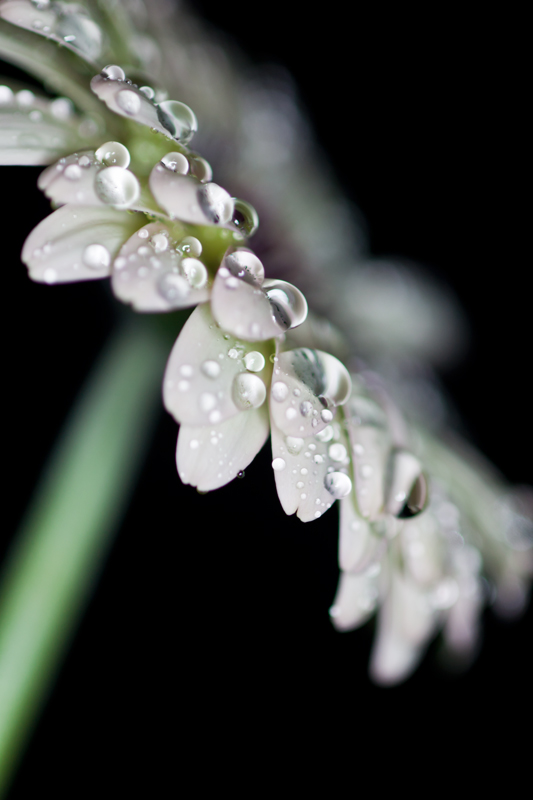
[{"left": 1, "top": 0, "right": 531, "bottom": 684}]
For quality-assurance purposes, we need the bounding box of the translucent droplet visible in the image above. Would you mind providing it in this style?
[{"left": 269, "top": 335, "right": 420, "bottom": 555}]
[
  {"left": 189, "top": 155, "right": 212, "bottom": 183},
  {"left": 224, "top": 249, "right": 264, "bottom": 284},
  {"left": 285, "top": 436, "right": 304, "bottom": 455},
  {"left": 182, "top": 258, "right": 207, "bottom": 289},
  {"left": 63, "top": 164, "right": 81, "bottom": 181},
  {"left": 272, "top": 381, "right": 289, "bottom": 402},
  {"left": 161, "top": 151, "right": 189, "bottom": 174},
  {"left": 263, "top": 279, "right": 308, "bottom": 331},
  {"left": 397, "top": 473, "right": 428, "bottom": 519},
  {"left": 272, "top": 458, "right": 286, "bottom": 471},
  {"left": 82, "top": 243, "right": 111, "bottom": 271},
  {"left": 117, "top": 89, "right": 141, "bottom": 116},
  {"left": 198, "top": 183, "right": 234, "bottom": 225},
  {"left": 231, "top": 198, "right": 259, "bottom": 237},
  {"left": 178, "top": 236, "right": 202, "bottom": 258},
  {"left": 324, "top": 472, "right": 352, "bottom": 499},
  {"left": 157, "top": 272, "right": 190, "bottom": 301},
  {"left": 315, "top": 425, "right": 334, "bottom": 443},
  {"left": 360, "top": 464, "right": 373, "bottom": 479},
  {"left": 201, "top": 360, "right": 221, "bottom": 379},
  {"left": 200, "top": 392, "right": 217, "bottom": 412},
  {"left": 232, "top": 373, "right": 266, "bottom": 410},
  {"left": 237, "top": 470, "right": 245, "bottom": 479},
  {"left": 140, "top": 85, "right": 155, "bottom": 100},
  {"left": 157, "top": 100, "right": 198, "bottom": 144},
  {"left": 329, "top": 443, "right": 347, "bottom": 462},
  {"left": 300, "top": 400, "right": 313, "bottom": 417},
  {"left": 94, "top": 167, "right": 140, "bottom": 208},
  {"left": 95, "top": 141, "right": 130, "bottom": 168},
  {"left": 78, "top": 154, "right": 91, "bottom": 167},
  {"left": 151, "top": 233, "right": 168, "bottom": 253},
  {"left": 244, "top": 351, "right": 265, "bottom": 372},
  {"left": 102, "top": 65, "right": 126, "bottom": 81},
  {"left": 321, "top": 409, "right": 333, "bottom": 423}
]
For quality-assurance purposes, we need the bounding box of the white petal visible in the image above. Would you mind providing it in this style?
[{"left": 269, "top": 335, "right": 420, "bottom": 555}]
[
  {"left": 0, "top": 0, "right": 103, "bottom": 63},
  {"left": 369, "top": 571, "right": 436, "bottom": 685},
  {"left": 339, "top": 494, "right": 387, "bottom": 573},
  {"left": 270, "top": 417, "right": 351, "bottom": 522},
  {"left": 111, "top": 222, "right": 210, "bottom": 312},
  {"left": 211, "top": 263, "right": 281, "bottom": 342},
  {"left": 148, "top": 162, "right": 234, "bottom": 227},
  {"left": 0, "top": 88, "right": 86, "bottom": 165},
  {"left": 22, "top": 205, "right": 142, "bottom": 284},
  {"left": 386, "top": 449, "right": 428, "bottom": 517},
  {"left": 345, "top": 395, "right": 390, "bottom": 520},
  {"left": 329, "top": 570, "right": 381, "bottom": 631},
  {"left": 176, "top": 405, "right": 269, "bottom": 492},
  {"left": 163, "top": 304, "right": 272, "bottom": 427},
  {"left": 270, "top": 349, "right": 351, "bottom": 438},
  {"left": 400, "top": 512, "right": 443, "bottom": 586}
]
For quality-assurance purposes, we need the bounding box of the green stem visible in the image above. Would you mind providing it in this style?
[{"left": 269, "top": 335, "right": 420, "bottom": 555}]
[{"left": 0, "top": 317, "right": 167, "bottom": 797}]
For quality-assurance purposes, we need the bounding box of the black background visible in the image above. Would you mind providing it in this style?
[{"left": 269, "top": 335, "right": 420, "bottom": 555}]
[{"left": 3, "top": 2, "right": 531, "bottom": 793}]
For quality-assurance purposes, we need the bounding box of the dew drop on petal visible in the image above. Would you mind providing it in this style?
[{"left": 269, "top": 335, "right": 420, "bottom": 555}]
[
  {"left": 82, "top": 243, "right": 111, "bottom": 270},
  {"left": 285, "top": 436, "right": 304, "bottom": 455},
  {"left": 102, "top": 65, "right": 126, "bottom": 81},
  {"left": 95, "top": 141, "right": 130, "bottom": 168},
  {"left": 0, "top": 85, "right": 14, "bottom": 104},
  {"left": 272, "top": 381, "right": 289, "bottom": 402},
  {"left": 315, "top": 425, "right": 334, "bottom": 442},
  {"left": 263, "top": 279, "right": 308, "bottom": 331},
  {"left": 117, "top": 89, "right": 141, "bottom": 116},
  {"left": 300, "top": 400, "right": 313, "bottom": 417},
  {"left": 324, "top": 472, "right": 352, "bottom": 499},
  {"left": 321, "top": 409, "right": 333, "bottom": 423},
  {"left": 328, "top": 443, "right": 347, "bottom": 462},
  {"left": 94, "top": 167, "right": 140, "bottom": 208},
  {"left": 231, "top": 198, "right": 259, "bottom": 238},
  {"left": 200, "top": 392, "right": 217, "bottom": 412},
  {"left": 140, "top": 85, "right": 155, "bottom": 100},
  {"left": 161, "top": 151, "right": 189, "bottom": 174},
  {"left": 157, "top": 100, "right": 198, "bottom": 144},
  {"left": 198, "top": 183, "right": 234, "bottom": 225},
  {"left": 157, "top": 272, "right": 190, "bottom": 301},
  {"left": 272, "top": 458, "right": 286, "bottom": 471},
  {"left": 232, "top": 373, "right": 266, "bottom": 410},
  {"left": 189, "top": 155, "right": 212, "bottom": 183},
  {"left": 181, "top": 258, "right": 207, "bottom": 288},
  {"left": 178, "top": 236, "right": 202, "bottom": 257},
  {"left": 189, "top": 439, "right": 199, "bottom": 450},
  {"left": 244, "top": 351, "right": 265, "bottom": 372},
  {"left": 201, "top": 360, "right": 221, "bottom": 379},
  {"left": 63, "top": 164, "right": 81, "bottom": 181}
]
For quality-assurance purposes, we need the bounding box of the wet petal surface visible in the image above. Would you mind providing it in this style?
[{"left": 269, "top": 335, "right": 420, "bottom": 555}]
[
  {"left": 149, "top": 161, "right": 233, "bottom": 227},
  {"left": 339, "top": 495, "right": 387, "bottom": 573}
]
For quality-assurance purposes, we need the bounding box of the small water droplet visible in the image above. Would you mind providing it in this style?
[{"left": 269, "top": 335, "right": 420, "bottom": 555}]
[
  {"left": 244, "top": 351, "right": 265, "bottom": 372},
  {"left": 300, "top": 400, "right": 313, "bottom": 417},
  {"left": 201, "top": 360, "right": 221, "bottom": 379},
  {"left": 198, "top": 183, "right": 233, "bottom": 225},
  {"left": 182, "top": 258, "right": 208, "bottom": 289},
  {"left": 94, "top": 166, "right": 140, "bottom": 208},
  {"left": 140, "top": 85, "right": 155, "bottom": 100},
  {"left": 161, "top": 151, "right": 189, "bottom": 174},
  {"left": 272, "top": 458, "right": 286, "bottom": 471},
  {"left": 157, "top": 100, "right": 198, "bottom": 144},
  {"left": 82, "top": 243, "right": 111, "bottom": 270},
  {"left": 228, "top": 348, "right": 241, "bottom": 360},
  {"left": 102, "top": 65, "right": 126, "bottom": 81},
  {"left": 0, "top": 86, "right": 14, "bottom": 105},
  {"left": 328, "top": 443, "right": 347, "bottom": 462},
  {"left": 16, "top": 90, "right": 34, "bottom": 107},
  {"left": 157, "top": 271, "right": 190, "bottom": 301},
  {"left": 200, "top": 392, "right": 217, "bottom": 412},
  {"left": 190, "top": 439, "right": 199, "bottom": 450},
  {"left": 231, "top": 198, "right": 259, "bottom": 237},
  {"left": 189, "top": 155, "right": 212, "bottom": 183},
  {"left": 360, "top": 464, "right": 373, "bottom": 479},
  {"left": 151, "top": 233, "right": 168, "bottom": 253},
  {"left": 43, "top": 268, "right": 57, "bottom": 284},
  {"left": 286, "top": 408, "right": 297, "bottom": 420},
  {"left": 296, "top": 481, "right": 305, "bottom": 489},
  {"left": 95, "top": 141, "right": 130, "bottom": 168},
  {"left": 117, "top": 89, "right": 141, "bottom": 116},
  {"left": 272, "top": 381, "right": 289, "bottom": 402},
  {"left": 324, "top": 472, "right": 352, "bottom": 499},
  {"left": 353, "top": 443, "right": 365, "bottom": 455},
  {"left": 300, "top": 468, "right": 308, "bottom": 476},
  {"left": 63, "top": 163, "right": 81, "bottom": 181},
  {"left": 78, "top": 154, "right": 91, "bottom": 167},
  {"left": 237, "top": 470, "right": 245, "bottom": 479},
  {"left": 178, "top": 236, "right": 202, "bottom": 257}
]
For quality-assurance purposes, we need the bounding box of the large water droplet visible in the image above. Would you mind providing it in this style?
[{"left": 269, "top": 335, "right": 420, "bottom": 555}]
[
  {"left": 94, "top": 167, "right": 140, "bottom": 208},
  {"left": 272, "top": 458, "right": 286, "bottom": 471},
  {"left": 102, "top": 65, "right": 125, "bottom": 81},
  {"left": 244, "top": 351, "right": 265, "bottom": 372},
  {"left": 324, "top": 472, "right": 352, "bottom": 499},
  {"left": 315, "top": 425, "right": 334, "bottom": 442},
  {"left": 231, "top": 198, "right": 259, "bottom": 238},
  {"left": 272, "top": 381, "right": 289, "bottom": 402},
  {"left": 95, "top": 141, "right": 130, "bottom": 168},
  {"left": 182, "top": 258, "right": 207, "bottom": 289},
  {"left": 82, "top": 243, "right": 111, "bottom": 271},
  {"left": 140, "top": 85, "right": 155, "bottom": 100},
  {"left": 263, "top": 279, "right": 308, "bottom": 331},
  {"left": 161, "top": 151, "right": 189, "bottom": 174},
  {"left": 198, "top": 183, "right": 234, "bottom": 225},
  {"left": 157, "top": 272, "right": 190, "bottom": 302},
  {"left": 232, "top": 373, "right": 266, "bottom": 410},
  {"left": 157, "top": 100, "right": 198, "bottom": 144},
  {"left": 117, "top": 89, "right": 141, "bottom": 116}
]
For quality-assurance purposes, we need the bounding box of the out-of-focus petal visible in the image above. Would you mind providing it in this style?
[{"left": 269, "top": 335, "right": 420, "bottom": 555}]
[
  {"left": 386, "top": 449, "right": 428, "bottom": 517},
  {"left": 0, "top": 84, "right": 88, "bottom": 164},
  {"left": 22, "top": 204, "right": 142, "bottom": 283},
  {"left": 270, "top": 415, "right": 351, "bottom": 522},
  {"left": 111, "top": 222, "right": 210, "bottom": 312},
  {"left": 176, "top": 404, "right": 269, "bottom": 492},
  {"left": 400, "top": 511, "right": 443, "bottom": 586},
  {"left": 345, "top": 394, "right": 390, "bottom": 520},
  {"left": 270, "top": 349, "right": 351, "bottom": 438},
  {"left": 0, "top": 0, "right": 103, "bottom": 64},
  {"left": 339, "top": 494, "right": 387, "bottom": 573},
  {"left": 163, "top": 304, "right": 272, "bottom": 427},
  {"left": 329, "top": 569, "right": 381, "bottom": 631}
]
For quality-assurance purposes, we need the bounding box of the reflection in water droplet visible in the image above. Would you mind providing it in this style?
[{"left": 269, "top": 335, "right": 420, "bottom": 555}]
[
  {"left": 95, "top": 141, "right": 130, "bottom": 168},
  {"left": 324, "top": 472, "right": 352, "bottom": 499},
  {"left": 157, "top": 272, "right": 190, "bottom": 302},
  {"left": 272, "top": 458, "right": 286, "bottom": 471},
  {"left": 285, "top": 436, "right": 304, "bottom": 455},
  {"left": 181, "top": 258, "right": 207, "bottom": 288},
  {"left": 94, "top": 167, "right": 140, "bottom": 208},
  {"left": 82, "top": 243, "right": 111, "bottom": 270},
  {"left": 224, "top": 249, "right": 264, "bottom": 284},
  {"left": 198, "top": 183, "right": 234, "bottom": 225},
  {"left": 117, "top": 89, "right": 141, "bottom": 116},
  {"left": 201, "top": 360, "right": 221, "bottom": 379},
  {"left": 231, "top": 198, "right": 259, "bottom": 237},
  {"left": 232, "top": 373, "right": 266, "bottom": 410},
  {"left": 178, "top": 236, "right": 202, "bottom": 258},
  {"left": 102, "top": 65, "right": 126, "bottom": 81},
  {"left": 263, "top": 279, "right": 308, "bottom": 331},
  {"left": 140, "top": 85, "right": 155, "bottom": 100},
  {"left": 161, "top": 151, "right": 189, "bottom": 174},
  {"left": 189, "top": 155, "right": 212, "bottom": 183},
  {"left": 157, "top": 100, "right": 198, "bottom": 144},
  {"left": 272, "top": 381, "right": 289, "bottom": 402},
  {"left": 244, "top": 351, "right": 265, "bottom": 372},
  {"left": 328, "top": 443, "right": 347, "bottom": 462}
]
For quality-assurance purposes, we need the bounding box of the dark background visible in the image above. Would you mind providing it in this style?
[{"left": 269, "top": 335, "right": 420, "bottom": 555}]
[{"left": 3, "top": 2, "right": 531, "bottom": 793}]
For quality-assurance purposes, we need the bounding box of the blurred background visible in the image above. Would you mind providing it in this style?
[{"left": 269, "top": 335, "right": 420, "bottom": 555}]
[{"left": 3, "top": 0, "right": 531, "bottom": 793}]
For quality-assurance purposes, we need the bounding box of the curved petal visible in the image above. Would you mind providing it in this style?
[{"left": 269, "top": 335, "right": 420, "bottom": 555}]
[
  {"left": 345, "top": 394, "right": 390, "bottom": 521},
  {"left": 339, "top": 494, "right": 387, "bottom": 573},
  {"left": 329, "top": 569, "right": 381, "bottom": 631},
  {"left": 211, "top": 263, "right": 281, "bottom": 342},
  {"left": 270, "top": 416, "right": 351, "bottom": 522},
  {"left": 386, "top": 449, "right": 428, "bottom": 517},
  {"left": 270, "top": 349, "right": 351, "bottom": 438},
  {"left": 0, "top": 1, "right": 103, "bottom": 64},
  {"left": 111, "top": 222, "right": 210, "bottom": 312},
  {"left": 163, "top": 304, "right": 272, "bottom": 427},
  {"left": 22, "top": 205, "right": 143, "bottom": 283},
  {"left": 176, "top": 405, "right": 269, "bottom": 492},
  {"left": 149, "top": 162, "right": 234, "bottom": 227}
]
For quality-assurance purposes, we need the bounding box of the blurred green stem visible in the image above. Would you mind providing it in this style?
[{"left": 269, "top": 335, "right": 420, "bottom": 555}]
[{"left": 0, "top": 317, "right": 167, "bottom": 797}]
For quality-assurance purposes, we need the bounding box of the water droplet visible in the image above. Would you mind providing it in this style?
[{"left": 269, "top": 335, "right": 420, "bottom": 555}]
[
  {"left": 286, "top": 407, "right": 297, "bottom": 420},
  {"left": 360, "top": 464, "right": 373, "bottom": 479},
  {"left": 180, "top": 365, "right": 193, "bottom": 377},
  {"left": 140, "top": 85, "right": 155, "bottom": 100},
  {"left": 200, "top": 392, "right": 217, "bottom": 412},
  {"left": 82, "top": 243, "right": 111, "bottom": 271},
  {"left": 224, "top": 249, "right": 264, "bottom": 284},
  {"left": 189, "top": 155, "right": 212, "bottom": 183},
  {"left": 320, "top": 409, "right": 333, "bottom": 423},
  {"left": 272, "top": 458, "right": 286, "bottom": 471},
  {"left": 161, "top": 151, "right": 189, "bottom": 174},
  {"left": 94, "top": 167, "right": 140, "bottom": 208},
  {"left": 95, "top": 141, "right": 130, "bottom": 168},
  {"left": 324, "top": 472, "right": 352, "bottom": 499},
  {"left": 231, "top": 198, "right": 259, "bottom": 237},
  {"left": 285, "top": 436, "right": 304, "bottom": 455},
  {"left": 237, "top": 470, "right": 245, "bottom": 479},
  {"left": 315, "top": 425, "right": 334, "bottom": 443},
  {"left": 300, "top": 400, "right": 313, "bottom": 417},
  {"left": 182, "top": 258, "right": 208, "bottom": 289},
  {"left": 102, "top": 65, "right": 126, "bottom": 81},
  {"left": 157, "top": 272, "right": 190, "bottom": 301},
  {"left": 300, "top": 468, "right": 308, "bottom": 476},
  {"left": 228, "top": 348, "right": 241, "bottom": 360},
  {"left": 328, "top": 443, "right": 347, "bottom": 462},
  {"left": 263, "top": 279, "right": 308, "bottom": 331},
  {"left": 29, "top": 109, "right": 42, "bottom": 122},
  {"left": 314, "top": 454, "right": 324, "bottom": 464},
  {"left": 198, "top": 183, "right": 234, "bottom": 225},
  {"left": 201, "top": 360, "right": 221, "bottom": 379},
  {"left": 296, "top": 481, "right": 305, "bottom": 489},
  {"left": 16, "top": 90, "right": 34, "bottom": 107},
  {"left": 78, "top": 155, "right": 91, "bottom": 167},
  {"left": 43, "top": 268, "right": 57, "bottom": 284},
  {"left": 0, "top": 86, "right": 14, "bottom": 105},
  {"left": 353, "top": 443, "right": 365, "bottom": 455},
  {"left": 272, "top": 381, "right": 289, "bottom": 402},
  {"left": 178, "top": 236, "right": 202, "bottom": 257},
  {"left": 157, "top": 100, "right": 197, "bottom": 144},
  {"left": 190, "top": 439, "right": 199, "bottom": 450},
  {"left": 117, "top": 89, "right": 141, "bottom": 116},
  {"left": 244, "top": 351, "right": 265, "bottom": 372},
  {"left": 178, "top": 380, "right": 190, "bottom": 392},
  {"left": 232, "top": 373, "right": 266, "bottom": 410},
  {"left": 63, "top": 164, "right": 81, "bottom": 181}
]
